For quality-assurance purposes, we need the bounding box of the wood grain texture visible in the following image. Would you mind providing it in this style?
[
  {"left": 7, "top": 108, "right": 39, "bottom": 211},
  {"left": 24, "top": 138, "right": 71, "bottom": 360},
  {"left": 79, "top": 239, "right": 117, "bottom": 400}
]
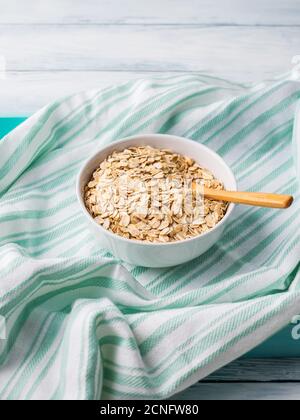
[
  {"left": 202, "top": 188, "right": 294, "bottom": 208},
  {"left": 207, "top": 358, "right": 300, "bottom": 382},
  {"left": 1, "top": 25, "right": 297, "bottom": 76},
  {"left": 1, "top": 23, "right": 298, "bottom": 114},
  {"left": 1, "top": 70, "right": 224, "bottom": 115},
  {"left": 0, "top": 0, "right": 299, "bottom": 115},
  {"left": 173, "top": 382, "right": 300, "bottom": 400},
  {"left": 1, "top": 0, "right": 300, "bottom": 25}
]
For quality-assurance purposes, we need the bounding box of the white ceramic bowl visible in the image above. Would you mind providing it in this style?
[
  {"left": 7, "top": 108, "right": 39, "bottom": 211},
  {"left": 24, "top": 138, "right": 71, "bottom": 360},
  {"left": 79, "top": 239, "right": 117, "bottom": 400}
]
[{"left": 76, "top": 134, "right": 237, "bottom": 267}]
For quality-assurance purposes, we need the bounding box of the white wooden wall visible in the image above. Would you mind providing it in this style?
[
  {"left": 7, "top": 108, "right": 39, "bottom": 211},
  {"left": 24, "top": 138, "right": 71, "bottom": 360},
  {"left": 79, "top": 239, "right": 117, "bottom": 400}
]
[
  {"left": 0, "top": 0, "right": 300, "bottom": 400},
  {"left": 0, "top": 0, "right": 299, "bottom": 115}
]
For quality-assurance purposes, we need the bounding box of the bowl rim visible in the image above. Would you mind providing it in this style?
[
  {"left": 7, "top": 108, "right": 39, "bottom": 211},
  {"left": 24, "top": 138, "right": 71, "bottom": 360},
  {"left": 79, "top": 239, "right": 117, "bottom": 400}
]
[{"left": 76, "top": 134, "right": 237, "bottom": 247}]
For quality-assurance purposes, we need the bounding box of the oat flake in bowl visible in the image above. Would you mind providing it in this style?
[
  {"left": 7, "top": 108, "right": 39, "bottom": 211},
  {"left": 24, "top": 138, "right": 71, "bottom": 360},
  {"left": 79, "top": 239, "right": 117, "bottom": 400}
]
[{"left": 84, "top": 146, "right": 228, "bottom": 243}]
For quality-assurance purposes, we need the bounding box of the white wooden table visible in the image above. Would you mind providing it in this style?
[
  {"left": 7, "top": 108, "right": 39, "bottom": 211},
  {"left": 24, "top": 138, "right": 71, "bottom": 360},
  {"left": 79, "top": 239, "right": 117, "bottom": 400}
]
[{"left": 1, "top": 0, "right": 300, "bottom": 400}]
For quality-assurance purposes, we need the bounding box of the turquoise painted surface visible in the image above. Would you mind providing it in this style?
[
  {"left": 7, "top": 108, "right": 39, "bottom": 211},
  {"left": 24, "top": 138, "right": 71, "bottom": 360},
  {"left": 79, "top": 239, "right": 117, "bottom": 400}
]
[{"left": 0, "top": 117, "right": 299, "bottom": 358}]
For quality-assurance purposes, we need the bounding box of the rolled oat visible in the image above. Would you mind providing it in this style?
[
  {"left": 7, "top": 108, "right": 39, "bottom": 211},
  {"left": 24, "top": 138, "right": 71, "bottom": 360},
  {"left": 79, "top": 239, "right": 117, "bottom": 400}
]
[{"left": 84, "top": 146, "right": 228, "bottom": 242}]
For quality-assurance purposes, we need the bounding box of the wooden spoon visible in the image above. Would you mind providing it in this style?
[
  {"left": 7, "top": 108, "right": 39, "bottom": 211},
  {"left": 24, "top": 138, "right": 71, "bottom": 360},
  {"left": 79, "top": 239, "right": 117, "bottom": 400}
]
[{"left": 193, "top": 183, "right": 294, "bottom": 209}]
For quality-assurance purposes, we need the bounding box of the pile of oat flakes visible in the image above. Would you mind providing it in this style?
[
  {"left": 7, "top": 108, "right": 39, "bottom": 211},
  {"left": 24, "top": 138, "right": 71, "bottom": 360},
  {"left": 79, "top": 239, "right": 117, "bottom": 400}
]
[{"left": 84, "top": 146, "right": 228, "bottom": 243}]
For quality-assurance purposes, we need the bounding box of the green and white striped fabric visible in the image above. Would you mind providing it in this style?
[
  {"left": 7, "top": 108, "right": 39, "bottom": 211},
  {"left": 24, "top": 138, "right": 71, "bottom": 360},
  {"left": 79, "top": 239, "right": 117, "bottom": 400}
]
[{"left": 0, "top": 72, "right": 299, "bottom": 400}]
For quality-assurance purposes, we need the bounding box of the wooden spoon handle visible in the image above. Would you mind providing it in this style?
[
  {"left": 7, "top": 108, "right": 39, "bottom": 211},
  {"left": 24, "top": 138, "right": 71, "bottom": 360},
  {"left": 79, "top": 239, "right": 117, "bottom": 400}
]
[{"left": 203, "top": 188, "right": 294, "bottom": 209}]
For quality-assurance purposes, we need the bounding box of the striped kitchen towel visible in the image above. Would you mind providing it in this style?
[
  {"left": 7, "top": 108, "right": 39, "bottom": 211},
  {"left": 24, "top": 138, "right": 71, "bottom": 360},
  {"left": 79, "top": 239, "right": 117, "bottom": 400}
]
[{"left": 0, "top": 72, "right": 299, "bottom": 400}]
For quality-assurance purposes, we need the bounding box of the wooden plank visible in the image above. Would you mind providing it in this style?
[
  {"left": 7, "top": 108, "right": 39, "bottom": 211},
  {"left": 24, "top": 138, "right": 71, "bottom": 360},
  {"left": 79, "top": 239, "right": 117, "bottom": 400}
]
[
  {"left": 173, "top": 382, "right": 300, "bottom": 400},
  {"left": 208, "top": 359, "right": 300, "bottom": 382},
  {"left": 1, "top": 0, "right": 299, "bottom": 25},
  {"left": 0, "top": 25, "right": 297, "bottom": 79}
]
